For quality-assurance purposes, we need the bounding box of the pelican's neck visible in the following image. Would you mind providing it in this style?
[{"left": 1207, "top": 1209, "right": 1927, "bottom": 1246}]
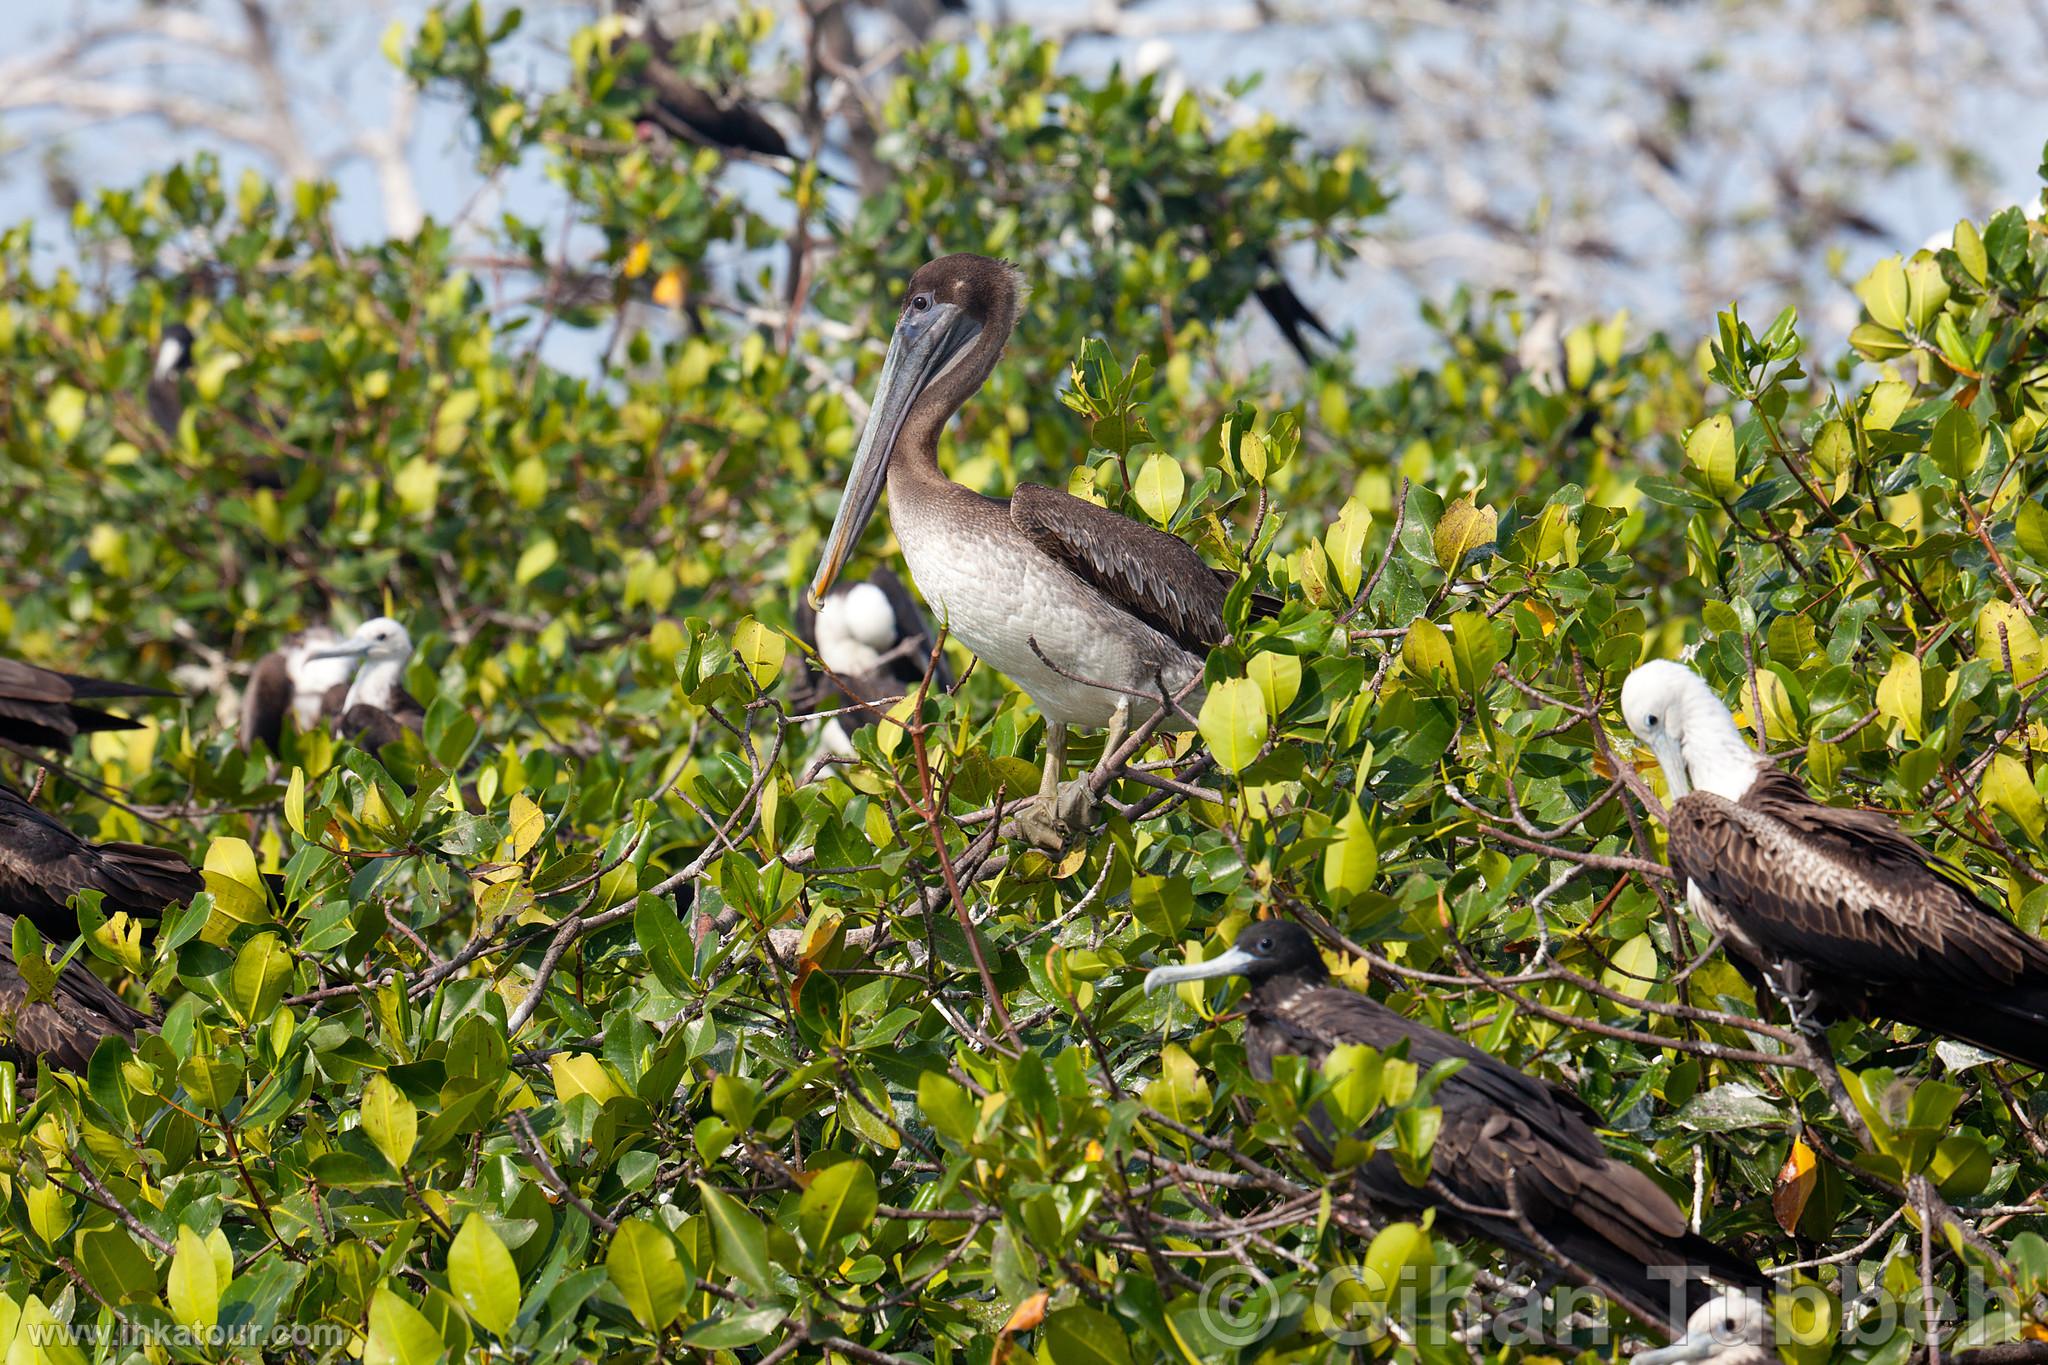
[
  {"left": 346, "top": 656, "right": 404, "bottom": 713},
  {"left": 889, "top": 300, "right": 1018, "bottom": 486},
  {"left": 1679, "top": 686, "right": 1768, "bottom": 801}
]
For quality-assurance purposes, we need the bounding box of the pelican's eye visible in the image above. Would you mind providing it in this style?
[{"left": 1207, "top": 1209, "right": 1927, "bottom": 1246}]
[{"left": 909, "top": 292, "right": 934, "bottom": 313}]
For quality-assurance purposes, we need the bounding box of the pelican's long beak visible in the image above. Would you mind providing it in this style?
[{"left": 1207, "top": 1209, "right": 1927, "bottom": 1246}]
[
  {"left": 1633, "top": 1328, "right": 1722, "bottom": 1365},
  {"left": 1143, "top": 946, "right": 1258, "bottom": 995},
  {"left": 305, "top": 638, "right": 373, "bottom": 662},
  {"left": 809, "top": 302, "right": 982, "bottom": 608},
  {"left": 1650, "top": 732, "right": 1691, "bottom": 801}
]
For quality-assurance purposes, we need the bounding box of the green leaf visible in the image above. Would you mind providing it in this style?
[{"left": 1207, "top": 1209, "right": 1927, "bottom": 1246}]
[
  {"left": 1904, "top": 254, "right": 1950, "bottom": 332},
  {"left": 1196, "top": 677, "right": 1267, "bottom": 774},
  {"left": 448, "top": 1215, "right": 520, "bottom": 1337},
  {"left": 167, "top": 1225, "right": 222, "bottom": 1331},
  {"left": 1930, "top": 403, "right": 1984, "bottom": 484},
  {"left": 1141, "top": 1042, "right": 1211, "bottom": 1123},
  {"left": 694, "top": 1180, "right": 774, "bottom": 1295},
  {"left": 227, "top": 931, "right": 293, "bottom": 1026},
  {"left": 283, "top": 768, "right": 307, "bottom": 837},
  {"left": 1132, "top": 452, "right": 1184, "bottom": 525},
  {"left": 75, "top": 1225, "right": 156, "bottom": 1304},
  {"left": 1981, "top": 755, "right": 2045, "bottom": 842},
  {"left": 1448, "top": 612, "right": 1504, "bottom": 694},
  {"left": 1975, "top": 600, "right": 2043, "bottom": 678},
  {"left": 1041, "top": 1304, "right": 1135, "bottom": 1365},
  {"left": 514, "top": 534, "right": 558, "bottom": 585},
  {"left": 47, "top": 385, "right": 88, "bottom": 441},
  {"left": 798, "top": 1160, "right": 878, "bottom": 1255},
  {"left": 1322, "top": 798, "right": 1377, "bottom": 904},
  {"left": 607, "top": 1217, "right": 688, "bottom": 1331},
  {"left": 1362, "top": 1222, "right": 1434, "bottom": 1301},
  {"left": 917, "top": 1070, "right": 978, "bottom": 1145},
  {"left": 201, "top": 835, "right": 270, "bottom": 927},
  {"left": 361, "top": 1073, "right": 418, "bottom": 1172},
  {"left": 2015, "top": 500, "right": 2048, "bottom": 565},
  {"left": 1953, "top": 219, "right": 1988, "bottom": 283},
  {"left": 1685, "top": 413, "right": 1739, "bottom": 499},
  {"left": 1245, "top": 652, "right": 1302, "bottom": 718},
  {"left": 1401, "top": 619, "right": 1454, "bottom": 689},
  {"left": 1600, "top": 933, "right": 1658, "bottom": 1005},
  {"left": 366, "top": 1284, "right": 446, "bottom": 1365},
  {"left": 1325, "top": 496, "right": 1373, "bottom": 597},
  {"left": 509, "top": 792, "right": 545, "bottom": 859}
]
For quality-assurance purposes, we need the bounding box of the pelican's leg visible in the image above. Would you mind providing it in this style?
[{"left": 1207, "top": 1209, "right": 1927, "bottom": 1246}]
[
  {"left": 1052, "top": 697, "right": 1128, "bottom": 832},
  {"left": 1016, "top": 722, "right": 1071, "bottom": 851}
]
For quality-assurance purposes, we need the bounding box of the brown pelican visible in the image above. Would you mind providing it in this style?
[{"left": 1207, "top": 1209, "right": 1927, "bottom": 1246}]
[
  {"left": 1145, "top": 920, "right": 1765, "bottom": 1330},
  {"left": 1621, "top": 659, "right": 2048, "bottom": 1066},
  {"left": 148, "top": 323, "right": 192, "bottom": 436},
  {"left": 240, "top": 628, "right": 358, "bottom": 754},
  {"left": 1635, "top": 1291, "right": 1776, "bottom": 1365},
  {"left": 810, "top": 254, "right": 1252, "bottom": 849},
  {"left": 0, "top": 656, "right": 172, "bottom": 755},
  {"left": 305, "top": 618, "right": 423, "bottom": 749},
  {"left": 0, "top": 785, "right": 201, "bottom": 941},
  {"left": 791, "top": 569, "right": 953, "bottom": 757},
  {"left": 0, "top": 915, "right": 154, "bottom": 1073}
]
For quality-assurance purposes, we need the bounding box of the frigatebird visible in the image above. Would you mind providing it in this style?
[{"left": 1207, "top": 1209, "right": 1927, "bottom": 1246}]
[
  {"left": 610, "top": 3, "right": 792, "bottom": 160},
  {"left": 306, "top": 617, "right": 423, "bottom": 750},
  {"left": 810, "top": 253, "right": 1257, "bottom": 849},
  {"left": 0, "top": 656, "right": 173, "bottom": 754},
  {"left": 241, "top": 628, "right": 358, "bottom": 754},
  {"left": 791, "top": 569, "right": 952, "bottom": 755},
  {"left": 0, "top": 786, "right": 200, "bottom": 942},
  {"left": 1144, "top": 920, "right": 1764, "bottom": 1330},
  {"left": 0, "top": 917, "right": 154, "bottom": 1073},
  {"left": 1635, "top": 1291, "right": 1776, "bottom": 1365},
  {"left": 1621, "top": 658, "right": 2048, "bottom": 1066}
]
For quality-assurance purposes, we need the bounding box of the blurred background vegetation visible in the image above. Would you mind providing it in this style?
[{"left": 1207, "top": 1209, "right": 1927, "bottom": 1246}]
[{"left": 5, "top": 1, "right": 2048, "bottom": 1362}]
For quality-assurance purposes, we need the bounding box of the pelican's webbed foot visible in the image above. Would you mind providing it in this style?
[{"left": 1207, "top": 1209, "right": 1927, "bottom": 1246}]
[{"left": 1016, "top": 780, "right": 1096, "bottom": 854}]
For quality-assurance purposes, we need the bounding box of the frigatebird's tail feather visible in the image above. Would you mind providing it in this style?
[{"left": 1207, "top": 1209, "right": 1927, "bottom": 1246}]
[
  {"left": 1253, "top": 247, "right": 1336, "bottom": 366},
  {"left": 50, "top": 673, "right": 175, "bottom": 702},
  {"left": 90, "top": 841, "right": 205, "bottom": 922},
  {"left": 1894, "top": 986, "right": 2048, "bottom": 1070}
]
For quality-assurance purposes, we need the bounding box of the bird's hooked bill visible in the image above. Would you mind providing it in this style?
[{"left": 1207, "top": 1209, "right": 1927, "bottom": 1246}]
[
  {"left": 808, "top": 301, "right": 981, "bottom": 608},
  {"left": 1143, "top": 946, "right": 1257, "bottom": 994}
]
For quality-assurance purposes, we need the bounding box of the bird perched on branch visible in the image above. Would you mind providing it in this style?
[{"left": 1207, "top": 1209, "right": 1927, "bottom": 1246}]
[
  {"left": 0, "top": 786, "right": 200, "bottom": 943},
  {"left": 1634, "top": 1290, "right": 1777, "bottom": 1365},
  {"left": 1146, "top": 919, "right": 1764, "bottom": 1332},
  {"left": 304, "top": 617, "right": 424, "bottom": 750},
  {"left": 240, "top": 627, "right": 359, "bottom": 754},
  {"left": 1621, "top": 658, "right": 2048, "bottom": 1068}
]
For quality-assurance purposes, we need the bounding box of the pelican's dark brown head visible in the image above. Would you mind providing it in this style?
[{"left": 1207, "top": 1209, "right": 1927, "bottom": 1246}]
[
  {"left": 1144, "top": 918, "right": 1331, "bottom": 995},
  {"left": 809, "top": 253, "right": 1027, "bottom": 608}
]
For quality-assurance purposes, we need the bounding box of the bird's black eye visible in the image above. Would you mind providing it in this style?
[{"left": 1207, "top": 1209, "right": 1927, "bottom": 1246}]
[
  {"left": 1645, "top": 714, "right": 1658, "bottom": 727},
  {"left": 1256, "top": 937, "right": 1273, "bottom": 953},
  {"left": 909, "top": 293, "right": 933, "bottom": 312}
]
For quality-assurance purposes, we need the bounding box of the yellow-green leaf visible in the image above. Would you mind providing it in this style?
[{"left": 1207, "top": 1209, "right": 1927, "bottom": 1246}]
[
  {"left": 1876, "top": 651, "right": 1924, "bottom": 742},
  {"left": 1141, "top": 1042, "right": 1211, "bottom": 1123},
  {"left": 361, "top": 1073, "right": 417, "bottom": 1172},
  {"left": 1976, "top": 600, "right": 2043, "bottom": 678},
  {"left": 394, "top": 457, "right": 441, "bottom": 518},
  {"left": 1904, "top": 254, "right": 1950, "bottom": 332},
  {"left": 549, "top": 1052, "right": 625, "bottom": 1103},
  {"left": 1685, "top": 413, "right": 1740, "bottom": 499},
  {"left": 47, "top": 385, "right": 87, "bottom": 442},
  {"left": 1324, "top": 495, "right": 1373, "bottom": 598},
  {"left": 731, "top": 617, "right": 786, "bottom": 690},
  {"left": 1600, "top": 932, "right": 1659, "bottom": 1005},
  {"left": 283, "top": 767, "right": 307, "bottom": 837},
  {"left": 1431, "top": 495, "right": 1496, "bottom": 575},
  {"left": 2016, "top": 501, "right": 2048, "bottom": 565},
  {"left": 1855, "top": 255, "right": 1908, "bottom": 331},
  {"left": 607, "top": 1217, "right": 687, "bottom": 1331},
  {"left": 1930, "top": 404, "right": 1985, "bottom": 484},
  {"left": 509, "top": 793, "right": 544, "bottom": 859},
  {"left": 448, "top": 1215, "right": 520, "bottom": 1337},
  {"left": 201, "top": 836, "right": 269, "bottom": 926},
  {"left": 695, "top": 1180, "right": 774, "bottom": 1295},
  {"left": 1401, "top": 619, "right": 1455, "bottom": 689},
  {"left": 1196, "top": 677, "right": 1267, "bottom": 774},
  {"left": 366, "top": 1284, "right": 445, "bottom": 1365},
  {"left": 1132, "top": 452, "right": 1184, "bottom": 526},
  {"left": 798, "top": 1159, "right": 878, "bottom": 1254},
  {"left": 1245, "top": 652, "right": 1302, "bottom": 719},
  {"left": 514, "top": 535, "right": 558, "bottom": 586},
  {"left": 1953, "top": 219, "right": 1987, "bottom": 284},
  {"left": 227, "top": 932, "right": 293, "bottom": 1026},
  {"left": 1982, "top": 754, "right": 2045, "bottom": 842},
  {"left": 1323, "top": 798, "right": 1377, "bottom": 904},
  {"left": 167, "top": 1225, "right": 221, "bottom": 1331}
]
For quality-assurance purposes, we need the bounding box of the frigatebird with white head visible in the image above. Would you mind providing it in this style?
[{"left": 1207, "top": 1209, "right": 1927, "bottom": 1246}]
[
  {"left": 1634, "top": 1291, "right": 1777, "bottom": 1365},
  {"left": 1621, "top": 657, "right": 2048, "bottom": 1066},
  {"left": 306, "top": 617, "right": 424, "bottom": 750},
  {"left": 810, "top": 254, "right": 1256, "bottom": 849},
  {"left": 1145, "top": 919, "right": 1765, "bottom": 1330},
  {"left": 241, "top": 628, "right": 359, "bottom": 754}
]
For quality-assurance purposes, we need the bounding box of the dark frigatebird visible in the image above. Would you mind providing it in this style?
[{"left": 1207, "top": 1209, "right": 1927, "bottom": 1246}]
[
  {"left": 1635, "top": 1291, "right": 1777, "bottom": 1365},
  {"left": 304, "top": 617, "right": 423, "bottom": 750},
  {"left": 610, "top": 4, "right": 792, "bottom": 160},
  {"left": 810, "top": 254, "right": 1259, "bottom": 850},
  {"left": 240, "top": 628, "right": 358, "bottom": 754},
  {"left": 1144, "top": 920, "right": 1764, "bottom": 1331},
  {"left": 0, "top": 917, "right": 154, "bottom": 1074},
  {"left": 1622, "top": 658, "right": 2048, "bottom": 1066},
  {"left": 0, "top": 655, "right": 173, "bottom": 755},
  {"left": 0, "top": 786, "right": 200, "bottom": 942},
  {"left": 791, "top": 569, "right": 952, "bottom": 756}
]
